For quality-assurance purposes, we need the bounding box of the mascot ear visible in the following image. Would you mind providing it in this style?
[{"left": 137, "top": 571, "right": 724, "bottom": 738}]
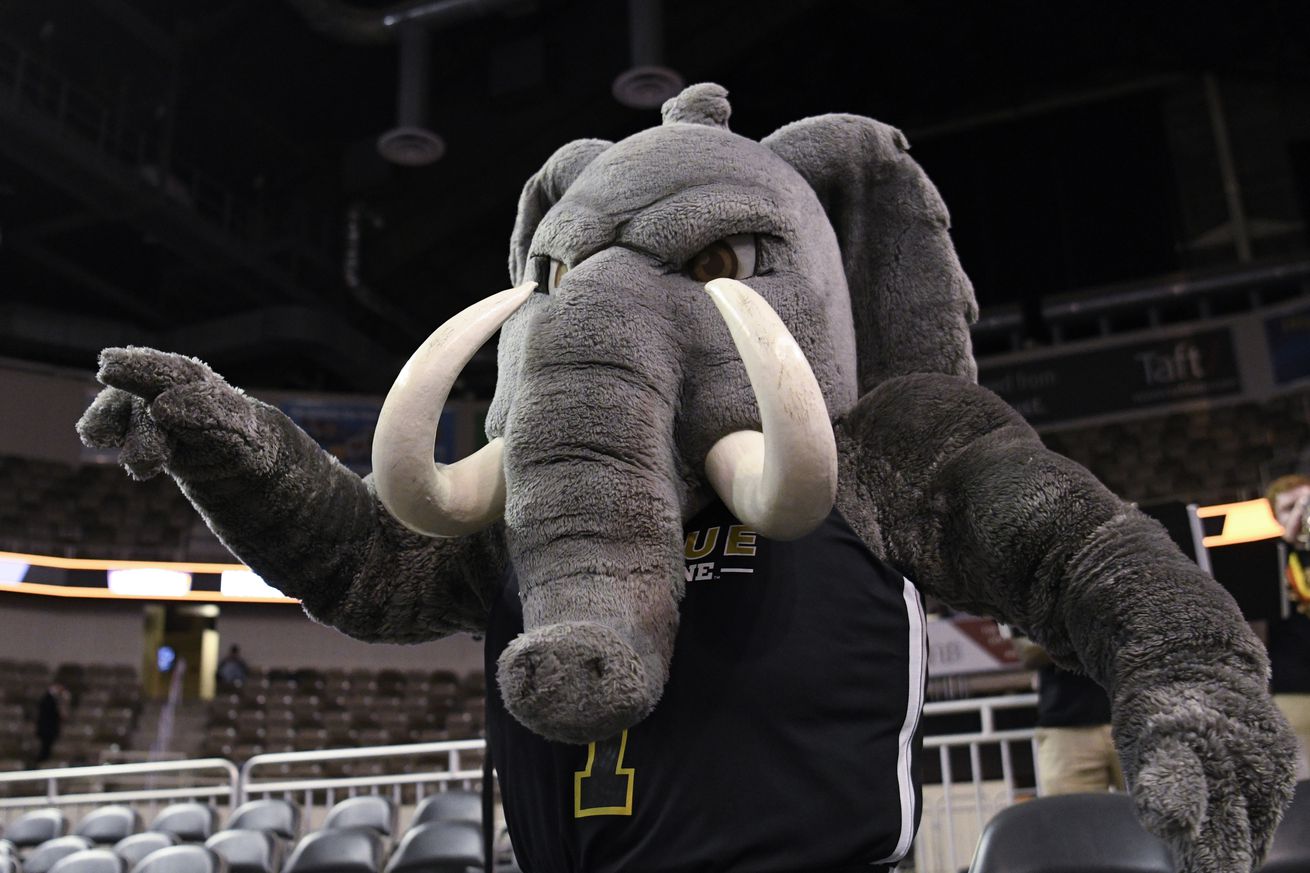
[
  {"left": 763, "top": 116, "right": 979, "bottom": 390},
  {"left": 508, "top": 138, "right": 613, "bottom": 285}
]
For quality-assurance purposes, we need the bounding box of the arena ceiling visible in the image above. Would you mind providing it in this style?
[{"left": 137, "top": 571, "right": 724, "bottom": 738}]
[{"left": 0, "top": 0, "right": 1306, "bottom": 394}]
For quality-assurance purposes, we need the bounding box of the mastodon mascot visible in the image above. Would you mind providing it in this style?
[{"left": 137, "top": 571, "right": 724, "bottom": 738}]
[{"left": 79, "top": 84, "right": 1297, "bottom": 873}]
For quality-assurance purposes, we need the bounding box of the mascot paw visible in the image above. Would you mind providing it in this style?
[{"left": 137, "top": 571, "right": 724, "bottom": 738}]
[
  {"left": 497, "top": 622, "right": 658, "bottom": 745},
  {"left": 1119, "top": 681, "right": 1298, "bottom": 872},
  {"left": 78, "top": 346, "right": 277, "bottom": 482}
]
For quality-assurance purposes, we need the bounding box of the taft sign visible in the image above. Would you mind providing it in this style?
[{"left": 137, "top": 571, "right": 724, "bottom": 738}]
[{"left": 978, "top": 327, "right": 1242, "bottom": 427}]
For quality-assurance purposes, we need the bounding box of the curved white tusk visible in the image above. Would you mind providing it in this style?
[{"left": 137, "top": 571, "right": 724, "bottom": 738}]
[
  {"left": 702, "top": 278, "right": 838, "bottom": 540},
  {"left": 373, "top": 282, "right": 536, "bottom": 537}
]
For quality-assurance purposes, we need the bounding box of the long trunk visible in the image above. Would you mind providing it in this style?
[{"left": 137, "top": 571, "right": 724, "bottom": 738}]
[{"left": 496, "top": 253, "right": 686, "bottom": 744}]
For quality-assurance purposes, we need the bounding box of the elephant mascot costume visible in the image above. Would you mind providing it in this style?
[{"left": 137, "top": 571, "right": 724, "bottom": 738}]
[{"left": 79, "top": 84, "right": 1297, "bottom": 873}]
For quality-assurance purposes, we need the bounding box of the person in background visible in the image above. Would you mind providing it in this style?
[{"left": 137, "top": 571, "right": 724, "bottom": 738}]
[
  {"left": 216, "top": 644, "right": 250, "bottom": 689},
  {"left": 1012, "top": 638, "right": 1124, "bottom": 795},
  {"left": 1264, "top": 474, "right": 1310, "bottom": 779},
  {"left": 34, "top": 681, "right": 66, "bottom": 764}
]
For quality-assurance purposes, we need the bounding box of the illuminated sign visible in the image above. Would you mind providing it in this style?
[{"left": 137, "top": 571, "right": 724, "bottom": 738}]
[
  {"left": 1195, "top": 499, "right": 1285, "bottom": 548},
  {"left": 107, "top": 568, "right": 192, "bottom": 597},
  {"left": 0, "top": 551, "right": 297, "bottom": 603}
]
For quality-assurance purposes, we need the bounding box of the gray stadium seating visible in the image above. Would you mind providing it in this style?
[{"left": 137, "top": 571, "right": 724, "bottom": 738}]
[
  {"left": 383, "top": 822, "right": 482, "bottom": 873},
  {"left": 129, "top": 845, "right": 225, "bottom": 873},
  {"left": 49, "top": 848, "right": 126, "bottom": 873},
  {"left": 204, "top": 830, "right": 282, "bottom": 873},
  {"left": 410, "top": 792, "right": 481, "bottom": 830},
  {"left": 75, "top": 807, "right": 143, "bottom": 846},
  {"left": 224, "top": 800, "right": 300, "bottom": 842},
  {"left": 113, "top": 833, "right": 178, "bottom": 870},
  {"left": 1259, "top": 779, "right": 1310, "bottom": 873},
  {"left": 321, "top": 798, "right": 394, "bottom": 838},
  {"left": 148, "top": 806, "right": 218, "bottom": 844},
  {"left": 968, "top": 793, "right": 1174, "bottom": 873},
  {"left": 282, "top": 828, "right": 385, "bottom": 873},
  {"left": 26, "top": 837, "right": 94, "bottom": 873},
  {"left": 7, "top": 810, "right": 69, "bottom": 848}
]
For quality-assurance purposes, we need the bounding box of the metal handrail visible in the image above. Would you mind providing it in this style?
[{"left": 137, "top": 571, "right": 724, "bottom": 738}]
[
  {"left": 916, "top": 694, "right": 1042, "bottom": 873},
  {"left": 238, "top": 734, "right": 489, "bottom": 817},
  {"left": 241, "top": 738, "right": 483, "bottom": 772},
  {"left": 0, "top": 758, "right": 239, "bottom": 810},
  {"left": 922, "top": 693, "right": 1036, "bottom": 717}
]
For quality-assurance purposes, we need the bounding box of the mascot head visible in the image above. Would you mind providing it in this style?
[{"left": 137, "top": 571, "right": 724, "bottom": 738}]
[{"left": 371, "top": 83, "right": 977, "bottom": 743}]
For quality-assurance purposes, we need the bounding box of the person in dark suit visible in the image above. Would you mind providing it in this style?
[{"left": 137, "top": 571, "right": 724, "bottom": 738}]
[
  {"left": 35, "top": 682, "right": 66, "bottom": 764},
  {"left": 1014, "top": 639, "right": 1124, "bottom": 795}
]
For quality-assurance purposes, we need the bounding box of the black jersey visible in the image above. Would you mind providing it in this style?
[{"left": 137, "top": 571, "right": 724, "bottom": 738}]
[{"left": 485, "top": 500, "right": 927, "bottom": 873}]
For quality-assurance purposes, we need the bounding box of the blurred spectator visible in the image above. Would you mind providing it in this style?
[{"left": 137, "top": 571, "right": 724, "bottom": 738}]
[
  {"left": 216, "top": 645, "right": 250, "bottom": 688},
  {"left": 1014, "top": 639, "right": 1124, "bottom": 795},
  {"left": 1264, "top": 475, "right": 1310, "bottom": 779},
  {"left": 35, "top": 681, "right": 66, "bottom": 763}
]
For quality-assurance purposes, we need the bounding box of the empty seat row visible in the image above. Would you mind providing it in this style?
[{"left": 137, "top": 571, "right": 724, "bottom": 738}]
[
  {"left": 2, "top": 793, "right": 492, "bottom": 873},
  {"left": 1, "top": 841, "right": 223, "bottom": 873},
  {"left": 4, "top": 791, "right": 481, "bottom": 850}
]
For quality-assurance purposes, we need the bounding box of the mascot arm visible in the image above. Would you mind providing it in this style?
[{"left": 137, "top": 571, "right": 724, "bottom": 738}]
[
  {"left": 838, "top": 372, "right": 1298, "bottom": 873},
  {"left": 77, "top": 347, "right": 503, "bottom": 641}
]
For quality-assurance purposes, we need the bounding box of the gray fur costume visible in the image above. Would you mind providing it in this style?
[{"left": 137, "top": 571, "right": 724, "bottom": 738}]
[{"left": 79, "top": 84, "right": 1297, "bottom": 872}]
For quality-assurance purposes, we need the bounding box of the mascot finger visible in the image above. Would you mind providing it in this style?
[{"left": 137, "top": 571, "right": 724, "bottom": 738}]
[
  {"left": 119, "top": 397, "right": 171, "bottom": 481},
  {"left": 97, "top": 346, "right": 218, "bottom": 402},
  {"left": 1132, "top": 735, "right": 1207, "bottom": 843},
  {"left": 75, "top": 386, "right": 135, "bottom": 449}
]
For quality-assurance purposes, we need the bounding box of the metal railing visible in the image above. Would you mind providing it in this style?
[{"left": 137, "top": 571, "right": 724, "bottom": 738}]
[
  {"left": 240, "top": 739, "right": 486, "bottom": 826},
  {"left": 915, "top": 693, "right": 1040, "bottom": 873},
  {"left": 0, "top": 758, "right": 240, "bottom": 824}
]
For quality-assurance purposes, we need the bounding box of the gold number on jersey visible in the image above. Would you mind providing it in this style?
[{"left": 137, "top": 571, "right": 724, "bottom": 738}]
[{"left": 573, "top": 729, "right": 635, "bottom": 817}]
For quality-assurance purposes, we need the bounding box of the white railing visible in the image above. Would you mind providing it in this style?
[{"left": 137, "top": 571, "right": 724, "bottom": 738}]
[
  {"left": 0, "top": 758, "right": 240, "bottom": 825},
  {"left": 240, "top": 739, "right": 486, "bottom": 828},
  {"left": 915, "top": 693, "right": 1040, "bottom": 873}
]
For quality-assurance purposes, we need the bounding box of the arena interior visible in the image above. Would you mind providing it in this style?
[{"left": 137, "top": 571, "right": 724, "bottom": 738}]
[{"left": 1, "top": 2, "right": 1309, "bottom": 872}]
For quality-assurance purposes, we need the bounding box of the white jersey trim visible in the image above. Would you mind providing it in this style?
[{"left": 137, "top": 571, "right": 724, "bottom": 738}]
[{"left": 877, "top": 575, "right": 927, "bottom": 864}]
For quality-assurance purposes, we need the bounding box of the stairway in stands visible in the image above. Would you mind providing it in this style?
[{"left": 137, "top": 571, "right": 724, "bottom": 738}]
[{"left": 128, "top": 699, "right": 210, "bottom": 760}]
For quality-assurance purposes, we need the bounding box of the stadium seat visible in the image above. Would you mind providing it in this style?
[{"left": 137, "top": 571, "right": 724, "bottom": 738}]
[
  {"left": 204, "top": 830, "right": 282, "bottom": 873},
  {"left": 113, "top": 833, "right": 178, "bottom": 870},
  {"left": 148, "top": 805, "right": 218, "bottom": 844},
  {"left": 129, "top": 845, "right": 225, "bottom": 873},
  {"left": 49, "top": 848, "right": 126, "bottom": 873},
  {"left": 26, "top": 836, "right": 94, "bottom": 873},
  {"left": 225, "top": 799, "right": 301, "bottom": 842},
  {"left": 76, "top": 807, "right": 143, "bottom": 845},
  {"left": 1260, "top": 779, "right": 1310, "bottom": 872},
  {"left": 383, "top": 822, "right": 482, "bottom": 873},
  {"left": 410, "top": 792, "right": 482, "bottom": 829},
  {"left": 968, "top": 794, "right": 1174, "bottom": 873},
  {"left": 8, "top": 809, "right": 69, "bottom": 848},
  {"left": 282, "top": 828, "right": 385, "bottom": 873},
  {"left": 321, "top": 797, "right": 394, "bottom": 838}
]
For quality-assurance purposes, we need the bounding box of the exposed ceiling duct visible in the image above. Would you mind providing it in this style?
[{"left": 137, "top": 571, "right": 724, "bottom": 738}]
[
  {"left": 284, "top": 0, "right": 521, "bottom": 45},
  {"left": 285, "top": 0, "right": 528, "bottom": 165},
  {"left": 612, "top": 0, "right": 683, "bottom": 110},
  {"left": 377, "top": 25, "right": 445, "bottom": 166}
]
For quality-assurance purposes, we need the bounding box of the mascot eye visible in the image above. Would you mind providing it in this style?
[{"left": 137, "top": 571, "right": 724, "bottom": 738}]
[
  {"left": 685, "top": 234, "right": 757, "bottom": 283},
  {"left": 548, "top": 259, "right": 569, "bottom": 292}
]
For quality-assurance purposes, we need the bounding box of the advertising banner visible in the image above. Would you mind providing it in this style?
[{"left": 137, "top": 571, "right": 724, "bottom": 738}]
[{"left": 978, "top": 327, "right": 1242, "bottom": 427}]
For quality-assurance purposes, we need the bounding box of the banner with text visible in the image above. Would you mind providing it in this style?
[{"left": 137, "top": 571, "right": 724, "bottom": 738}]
[{"left": 978, "top": 327, "right": 1243, "bottom": 428}]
